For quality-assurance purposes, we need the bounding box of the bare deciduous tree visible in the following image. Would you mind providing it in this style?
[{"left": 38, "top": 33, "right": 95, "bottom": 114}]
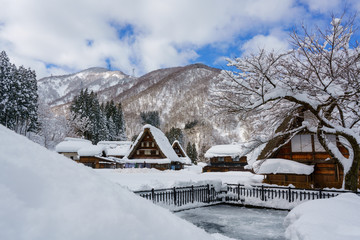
[{"left": 211, "top": 15, "right": 360, "bottom": 190}]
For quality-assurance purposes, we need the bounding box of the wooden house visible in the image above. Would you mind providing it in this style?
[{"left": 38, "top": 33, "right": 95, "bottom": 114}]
[
  {"left": 252, "top": 111, "right": 359, "bottom": 188},
  {"left": 172, "top": 140, "right": 192, "bottom": 167},
  {"left": 203, "top": 144, "right": 248, "bottom": 172},
  {"left": 123, "top": 125, "right": 185, "bottom": 170},
  {"left": 77, "top": 145, "right": 124, "bottom": 169}
]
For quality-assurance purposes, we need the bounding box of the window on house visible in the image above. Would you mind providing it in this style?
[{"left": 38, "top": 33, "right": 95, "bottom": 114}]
[
  {"left": 146, "top": 142, "right": 149, "bottom": 147},
  {"left": 218, "top": 157, "right": 224, "bottom": 162},
  {"left": 233, "top": 156, "right": 240, "bottom": 161},
  {"left": 156, "top": 150, "right": 159, "bottom": 155},
  {"left": 291, "top": 134, "right": 312, "bottom": 152},
  {"left": 314, "top": 135, "right": 337, "bottom": 152},
  {"left": 144, "top": 149, "right": 151, "bottom": 155},
  {"left": 136, "top": 150, "right": 140, "bottom": 155},
  {"left": 141, "top": 142, "right": 144, "bottom": 147},
  {"left": 152, "top": 142, "right": 155, "bottom": 147}
]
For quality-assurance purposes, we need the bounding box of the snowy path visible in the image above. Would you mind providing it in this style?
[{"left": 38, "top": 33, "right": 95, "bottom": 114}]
[{"left": 176, "top": 205, "right": 287, "bottom": 240}]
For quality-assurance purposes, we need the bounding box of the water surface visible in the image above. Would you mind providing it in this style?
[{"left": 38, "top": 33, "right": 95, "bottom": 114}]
[{"left": 176, "top": 205, "right": 287, "bottom": 240}]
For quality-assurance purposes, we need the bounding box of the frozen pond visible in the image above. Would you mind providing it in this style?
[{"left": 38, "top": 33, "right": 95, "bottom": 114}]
[{"left": 175, "top": 205, "right": 288, "bottom": 240}]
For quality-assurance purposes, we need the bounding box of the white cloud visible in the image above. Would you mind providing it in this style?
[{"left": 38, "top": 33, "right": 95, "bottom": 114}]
[
  {"left": 300, "top": 0, "right": 342, "bottom": 13},
  {"left": 240, "top": 29, "right": 291, "bottom": 56},
  {"left": 0, "top": 0, "right": 307, "bottom": 78}
]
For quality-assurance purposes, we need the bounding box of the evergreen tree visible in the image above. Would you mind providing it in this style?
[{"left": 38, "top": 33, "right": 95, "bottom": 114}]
[
  {"left": 69, "top": 90, "right": 127, "bottom": 143},
  {"left": 165, "top": 127, "right": 184, "bottom": 145},
  {"left": 0, "top": 51, "right": 38, "bottom": 135},
  {"left": 140, "top": 111, "right": 160, "bottom": 128},
  {"left": 191, "top": 143, "right": 198, "bottom": 164},
  {"left": 186, "top": 142, "right": 198, "bottom": 164}
]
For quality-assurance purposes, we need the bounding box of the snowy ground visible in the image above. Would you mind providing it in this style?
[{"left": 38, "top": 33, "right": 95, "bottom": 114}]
[
  {"left": 284, "top": 193, "right": 360, "bottom": 240},
  {"left": 176, "top": 205, "right": 287, "bottom": 240},
  {"left": 94, "top": 166, "right": 263, "bottom": 191},
  {"left": 0, "top": 125, "right": 231, "bottom": 240}
]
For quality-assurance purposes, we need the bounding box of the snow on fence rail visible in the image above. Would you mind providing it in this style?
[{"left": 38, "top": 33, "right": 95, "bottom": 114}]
[
  {"left": 134, "top": 184, "right": 220, "bottom": 208},
  {"left": 225, "top": 184, "right": 360, "bottom": 209},
  {"left": 134, "top": 183, "right": 360, "bottom": 210}
]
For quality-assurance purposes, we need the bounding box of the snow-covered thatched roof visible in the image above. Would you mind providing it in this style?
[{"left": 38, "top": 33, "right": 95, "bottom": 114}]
[
  {"left": 78, "top": 145, "right": 105, "bottom": 157},
  {"left": 253, "top": 159, "right": 314, "bottom": 175},
  {"left": 104, "top": 144, "right": 131, "bottom": 157},
  {"left": 55, "top": 137, "right": 92, "bottom": 153},
  {"left": 204, "top": 144, "right": 244, "bottom": 158},
  {"left": 97, "top": 141, "right": 132, "bottom": 148},
  {"left": 124, "top": 124, "right": 182, "bottom": 164}
]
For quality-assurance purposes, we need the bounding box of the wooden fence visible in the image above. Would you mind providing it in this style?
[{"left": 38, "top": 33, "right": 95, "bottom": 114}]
[
  {"left": 134, "top": 183, "right": 359, "bottom": 209},
  {"left": 134, "top": 184, "right": 219, "bottom": 207},
  {"left": 225, "top": 183, "right": 359, "bottom": 203}
]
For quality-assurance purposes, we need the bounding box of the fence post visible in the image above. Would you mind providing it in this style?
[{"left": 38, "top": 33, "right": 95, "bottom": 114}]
[
  {"left": 191, "top": 185, "right": 194, "bottom": 203},
  {"left": 173, "top": 187, "right": 177, "bottom": 205},
  {"left": 261, "top": 185, "right": 265, "bottom": 201},
  {"left": 319, "top": 189, "right": 322, "bottom": 199},
  {"left": 288, "top": 187, "right": 291, "bottom": 203},
  {"left": 238, "top": 184, "right": 240, "bottom": 201},
  {"left": 151, "top": 188, "right": 155, "bottom": 203},
  {"left": 207, "top": 184, "right": 210, "bottom": 203}
]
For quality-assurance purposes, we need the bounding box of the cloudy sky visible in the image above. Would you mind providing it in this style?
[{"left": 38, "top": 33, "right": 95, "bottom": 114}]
[{"left": 0, "top": 0, "right": 359, "bottom": 78}]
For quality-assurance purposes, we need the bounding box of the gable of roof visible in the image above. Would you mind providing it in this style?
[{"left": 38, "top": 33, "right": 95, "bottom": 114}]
[{"left": 172, "top": 140, "right": 187, "bottom": 158}]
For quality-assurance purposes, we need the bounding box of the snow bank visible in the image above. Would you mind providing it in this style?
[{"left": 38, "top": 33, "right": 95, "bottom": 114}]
[
  {"left": 254, "top": 158, "right": 314, "bottom": 175},
  {"left": 0, "top": 125, "right": 214, "bottom": 240},
  {"left": 55, "top": 137, "right": 92, "bottom": 152},
  {"left": 284, "top": 193, "right": 360, "bottom": 240},
  {"left": 204, "top": 144, "right": 244, "bottom": 158}
]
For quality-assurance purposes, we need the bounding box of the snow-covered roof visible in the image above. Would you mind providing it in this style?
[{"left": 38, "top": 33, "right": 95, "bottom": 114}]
[
  {"left": 55, "top": 138, "right": 92, "bottom": 153},
  {"left": 180, "top": 157, "right": 192, "bottom": 165},
  {"left": 204, "top": 144, "right": 244, "bottom": 158},
  {"left": 97, "top": 141, "right": 132, "bottom": 148},
  {"left": 124, "top": 159, "right": 171, "bottom": 164},
  {"left": 104, "top": 144, "right": 131, "bottom": 157},
  {"left": 172, "top": 140, "right": 191, "bottom": 164},
  {"left": 78, "top": 145, "right": 105, "bottom": 157},
  {"left": 124, "top": 124, "right": 182, "bottom": 163},
  {"left": 253, "top": 158, "right": 314, "bottom": 175}
]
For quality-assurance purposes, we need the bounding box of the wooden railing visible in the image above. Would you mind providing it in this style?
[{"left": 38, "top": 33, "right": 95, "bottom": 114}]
[
  {"left": 225, "top": 183, "right": 359, "bottom": 203},
  {"left": 134, "top": 184, "right": 219, "bottom": 207},
  {"left": 134, "top": 183, "right": 359, "bottom": 209}
]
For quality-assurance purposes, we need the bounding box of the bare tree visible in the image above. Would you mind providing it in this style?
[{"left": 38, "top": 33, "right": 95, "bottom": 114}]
[{"left": 211, "top": 15, "right": 360, "bottom": 190}]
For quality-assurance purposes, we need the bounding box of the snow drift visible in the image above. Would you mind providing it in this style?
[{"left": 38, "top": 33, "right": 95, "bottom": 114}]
[
  {"left": 0, "top": 125, "right": 214, "bottom": 240},
  {"left": 284, "top": 193, "right": 360, "bottom": 240}
]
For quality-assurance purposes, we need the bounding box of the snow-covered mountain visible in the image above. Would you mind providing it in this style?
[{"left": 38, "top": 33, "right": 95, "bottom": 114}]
[
  {"left": 38, "top": 67, "right": 133, "bottom": 106},
  {"left": 38, "top": 64, "right": 244, "bottom": 158}
]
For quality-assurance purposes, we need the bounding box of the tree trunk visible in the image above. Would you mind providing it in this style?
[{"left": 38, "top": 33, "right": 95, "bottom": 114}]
[{"left": 344, "top": 141, "right": 360, "bottom": 191}]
